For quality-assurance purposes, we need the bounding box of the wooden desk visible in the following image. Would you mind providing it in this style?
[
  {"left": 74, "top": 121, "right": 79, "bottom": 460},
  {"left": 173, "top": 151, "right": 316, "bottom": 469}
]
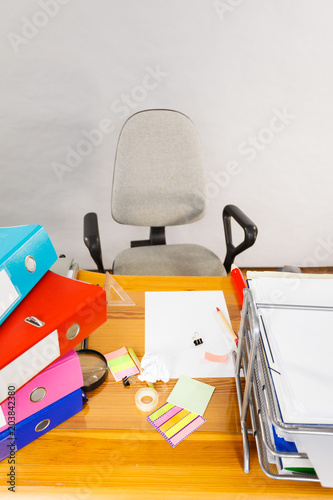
[{"left": 0, "top": 272, "right": 331, "bottom": 499}]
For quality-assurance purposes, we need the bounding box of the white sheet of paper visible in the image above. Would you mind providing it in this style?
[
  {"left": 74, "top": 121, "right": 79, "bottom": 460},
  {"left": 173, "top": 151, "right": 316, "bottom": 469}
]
[
  {"left": 145, "top": 290, "right": 236, "bottom": 378},
  {"left": 248, "top": 276, "right": 333, "bottom": 307},
  {"left": 258, "top": 307, "right": 333, "bottom": 425},
  {"left": 294, "top": 434, "right": 333, "bottom": 488},
  {"left": 247, "top": 271, "right": 333, "bottom": 280}
]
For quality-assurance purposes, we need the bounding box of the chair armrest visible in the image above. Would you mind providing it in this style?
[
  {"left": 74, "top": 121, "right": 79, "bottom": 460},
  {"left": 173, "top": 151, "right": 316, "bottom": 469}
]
[
  {"left": 222, "top": 205, "right": 258, "bottom": 274},
  {"left": 83, "top": 212, "right": 105, "bottom": 273}
]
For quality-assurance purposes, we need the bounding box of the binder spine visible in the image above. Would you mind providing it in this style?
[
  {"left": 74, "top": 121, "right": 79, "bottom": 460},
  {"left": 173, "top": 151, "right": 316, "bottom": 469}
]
[
  {"left": 0, "top": 350, "right": 83, "bottom": 431},
  {"left": 0, "top": 225, "right": 57, "bottom": 324},
  {"left": 0, "top": 388, "right": 85, "bottom": 462},
  {"left": 0, "top": 330, "right": 60, "bottom": 404},
  {"left": 0, "top": 271, "right": 107, "bottom": 399},
  {"left": 5, "top": 226, "right": 58, "bottom": 296}
]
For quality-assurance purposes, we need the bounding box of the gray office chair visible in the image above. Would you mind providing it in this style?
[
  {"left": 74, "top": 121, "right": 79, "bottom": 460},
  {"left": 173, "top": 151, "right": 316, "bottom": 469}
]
[{"left": 84, "top": 109, "right": 258, "bottom": 276}]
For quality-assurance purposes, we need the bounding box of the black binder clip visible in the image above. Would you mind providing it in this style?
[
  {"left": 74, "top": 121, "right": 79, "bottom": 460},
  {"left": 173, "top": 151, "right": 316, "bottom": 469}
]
[
  {"left": 122, "top": 376, "right": 130, "bottom": 387},
  {"left": 193, "top": 332, "right": 203, "bottom": 346}
]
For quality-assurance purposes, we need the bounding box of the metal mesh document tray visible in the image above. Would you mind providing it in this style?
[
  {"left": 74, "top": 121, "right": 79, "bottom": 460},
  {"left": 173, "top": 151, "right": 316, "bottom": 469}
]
[{"left": 232, "top": 288, "right": 333, "bottom": 483}]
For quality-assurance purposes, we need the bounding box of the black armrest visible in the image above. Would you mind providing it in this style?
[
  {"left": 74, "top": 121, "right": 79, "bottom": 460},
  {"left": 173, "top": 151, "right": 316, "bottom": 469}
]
[
  {"left": 83, "top": 212, "right": 105, "bottom": 273},
  {"left": 222, "top": 205, "right": 258, "bottom": 274}
]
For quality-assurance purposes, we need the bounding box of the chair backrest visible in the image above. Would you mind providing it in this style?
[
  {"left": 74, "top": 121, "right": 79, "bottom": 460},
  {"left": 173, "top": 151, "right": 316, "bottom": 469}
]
[{"left": 112, "top": 109, "right": 207, "bottom": 227}]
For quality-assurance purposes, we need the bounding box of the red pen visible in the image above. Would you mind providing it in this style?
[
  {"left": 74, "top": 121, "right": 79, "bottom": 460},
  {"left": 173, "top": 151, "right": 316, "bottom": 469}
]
[{"left": 231, "top": 264, "right": 247, "bottom": 305}]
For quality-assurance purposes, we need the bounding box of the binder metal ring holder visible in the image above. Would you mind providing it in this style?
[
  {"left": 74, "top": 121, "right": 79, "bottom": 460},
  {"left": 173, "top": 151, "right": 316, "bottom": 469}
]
[{"left": 232, "top": 288, "right": 333, "bottom": 483}]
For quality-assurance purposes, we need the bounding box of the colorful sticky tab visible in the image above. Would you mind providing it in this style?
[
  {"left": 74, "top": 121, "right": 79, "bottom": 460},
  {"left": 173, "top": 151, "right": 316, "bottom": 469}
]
[
  {"left": 149, "top": 403, "right": 176, "bottom": 422},
  {"left": 147, "top": 403, "right": 205, "bottom": 447},
  {"left": 105, "top": 347, "right": 139, "bottom": 382}
]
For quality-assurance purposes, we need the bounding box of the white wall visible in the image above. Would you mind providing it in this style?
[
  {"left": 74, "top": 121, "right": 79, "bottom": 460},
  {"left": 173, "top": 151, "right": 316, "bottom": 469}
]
[{"left": 1, "top": 0, "right": 333, "bottom": 270}]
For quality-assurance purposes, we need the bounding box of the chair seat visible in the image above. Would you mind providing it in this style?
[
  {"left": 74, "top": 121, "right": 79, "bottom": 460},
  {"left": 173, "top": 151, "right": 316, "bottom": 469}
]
[{"left": 113, "top": 244, "right": 227, "bottom": 276}]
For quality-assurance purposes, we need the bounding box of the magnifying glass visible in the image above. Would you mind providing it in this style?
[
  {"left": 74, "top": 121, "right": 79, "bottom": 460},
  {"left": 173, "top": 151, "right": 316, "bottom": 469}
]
[{"left": 76, "top": 339, "right": 108, "bottom": 391}]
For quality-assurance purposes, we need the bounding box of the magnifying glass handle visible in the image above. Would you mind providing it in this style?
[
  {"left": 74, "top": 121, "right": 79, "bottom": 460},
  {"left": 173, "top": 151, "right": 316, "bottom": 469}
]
[{"left": 81, "top": 337, "right": 88, "bottom": 350}]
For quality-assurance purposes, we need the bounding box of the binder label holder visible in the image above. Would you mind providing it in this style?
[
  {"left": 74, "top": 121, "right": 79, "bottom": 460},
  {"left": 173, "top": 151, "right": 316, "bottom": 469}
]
[{"left": 0, "top": 269, "right": 19, "bottom": 318}]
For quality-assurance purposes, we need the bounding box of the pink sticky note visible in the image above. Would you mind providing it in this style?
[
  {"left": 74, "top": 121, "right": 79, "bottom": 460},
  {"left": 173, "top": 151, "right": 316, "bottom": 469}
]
[
  {"left": 204, "top": 352, "right": 228, "bottom": 363},
  {"left": 113, "top": 366, "right": 139, "bottom": 382},
  {"left": 105, "top": 347, "right": 128, "bottom": 361},
  {"left": 154, "top": 406, "right": 183, "bottom": 428},
  {"left": 169, "top": 416, "right": 206, "bottom": 447}
]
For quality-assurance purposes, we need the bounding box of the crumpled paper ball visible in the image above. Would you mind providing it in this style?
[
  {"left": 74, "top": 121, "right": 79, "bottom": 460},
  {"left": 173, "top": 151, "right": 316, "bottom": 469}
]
[{"left": 138, "top": 352, "right": 170, "bottom": 383}]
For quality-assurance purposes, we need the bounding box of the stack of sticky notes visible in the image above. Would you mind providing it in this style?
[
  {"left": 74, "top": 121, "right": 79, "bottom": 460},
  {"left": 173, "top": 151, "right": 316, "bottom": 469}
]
[
  {"left": 147, "top": 376, "right": 215, "bottom": 447},
  {"left": 105, "top": 347, "right": 139, "bottom": 381},
  {"left": 147, "top": 403, "right": 206, "bottom": 447}
]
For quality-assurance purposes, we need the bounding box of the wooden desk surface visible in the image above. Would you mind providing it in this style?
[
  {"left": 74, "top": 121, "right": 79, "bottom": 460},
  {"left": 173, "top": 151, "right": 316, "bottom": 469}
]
[{"left": 0, "top": 272, "right": 331, "bottom": 499}]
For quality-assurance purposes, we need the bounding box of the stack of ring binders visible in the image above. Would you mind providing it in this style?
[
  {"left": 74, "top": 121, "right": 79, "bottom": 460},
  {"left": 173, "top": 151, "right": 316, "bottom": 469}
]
[{"left": 0, "top": 224, "right": 108, "bottom": 462}]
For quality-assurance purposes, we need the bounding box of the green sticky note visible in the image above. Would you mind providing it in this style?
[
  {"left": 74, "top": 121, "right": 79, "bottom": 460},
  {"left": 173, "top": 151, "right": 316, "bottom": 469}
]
[
  {"left": 108, "top": 354, "right": 134, "bottom": 371},
  {"left": 167, "top": 376, "right": 215, "bottom": 416},
  {"left": 149, "top": 403, "right": 175, "bottom": 422}
]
